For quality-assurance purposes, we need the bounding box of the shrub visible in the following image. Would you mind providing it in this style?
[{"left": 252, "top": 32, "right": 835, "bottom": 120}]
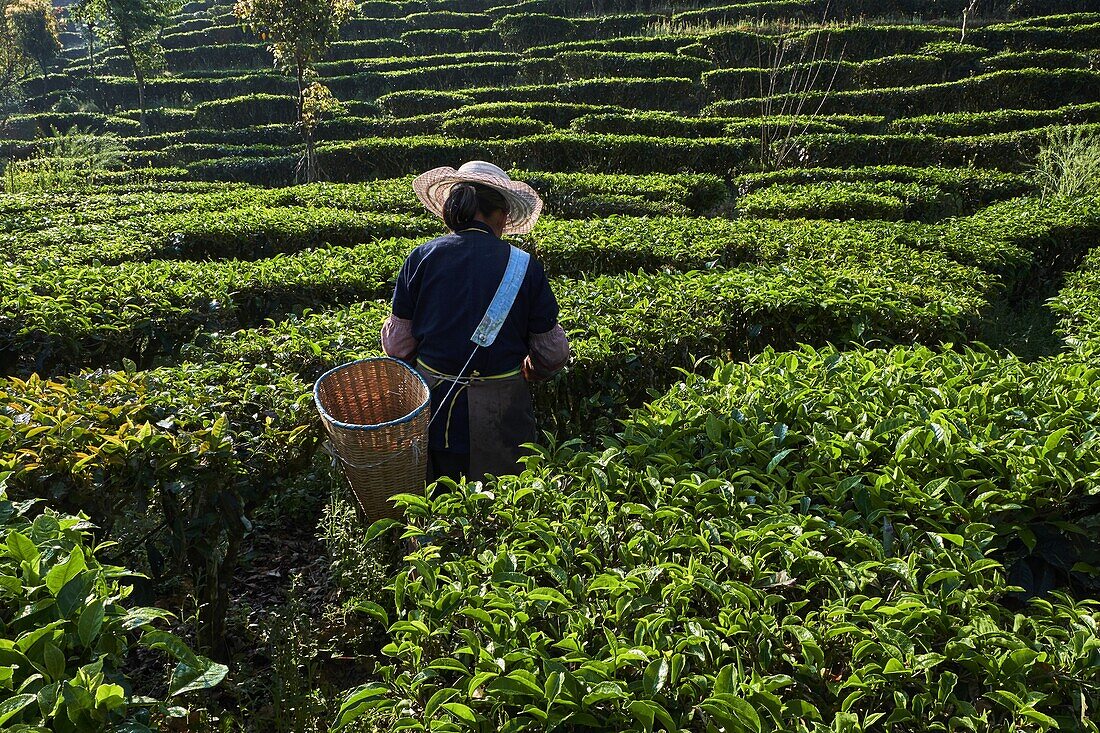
[
  {"left": 338, "top": 16, "right": 407, "bottom": 41},
  {"left": 0, "top": 489, "right": 226, "bottom": 729},
  {"left": 469, "top": 78, "right": 701, "bottom": 112},
  {"left": 671, "top": 0, "right": 815, "bottom": 24},
  {"left": 707, "top": 69, "right": 1100, "bottom": 118},
  {"left": 326, "top": 38, "right": 407, "bottom": 59},
  {"left": 376, "top": 90, "right": 474, "bottom": 118},
  {"left": 527, "top": 51, "right": 714, "bottom": 83},
  {"left": 1051, "top": 248, "right": 1100, "bottom": 350},
  {"left": 981, "top": 49, "right": 1093, "bottom": 71},
  {"left": 570, "top": 111, "right": 728, "bottom": 137},
  {"left": 445, "top": 101, "right": 630, "bottom": 128},
  {"left": 400, "top": 29, "right": 475, "bottom": 54},
  {"left": 440, "top": 116, "right": 553, "bottom": 139},
  {"left": 335, "top": 345, "right": 1100, "bottom": 732},
  {"left": 502, "top": 133, "right": 756, "bottom": 174},
  {"left": 732, "top": 165, "right": 1033, "bottom": 211},
  {"left": 403, "top": 10, "right": 492, "bottom": 29},
  {"left": 735, "top": 180, "right": 954, "bottom": 221},
  {"left": 524, "top": 35, "right": 682, "bottom": 58},
  {"left": 1008, "top": 0, "right": 1100, "bottom": 16},
  {"left": 518, "top": 171, "right": 729, "bottom": 216},
  {"left": 358, "top": 0, "right": 420, "bottom": 17},
  {"left": 117, "top": 107, "right": 197, "bottom": 134},
  {"left": 193, "top": 94, "right": 299, "bottom": 129},
  {"left": 165, "top": 43, "right": 272, "bottom": 71},
  {"left": 493, "top": 13, "right": 576, "bottom": 49}
]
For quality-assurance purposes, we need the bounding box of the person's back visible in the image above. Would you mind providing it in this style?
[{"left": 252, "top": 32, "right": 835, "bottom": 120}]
[
  {"left": 381, "top": 162, "right": 569, "bottom": 482},
  {"left": 394, "top": 223, "right": 556, "bottom": 379}
]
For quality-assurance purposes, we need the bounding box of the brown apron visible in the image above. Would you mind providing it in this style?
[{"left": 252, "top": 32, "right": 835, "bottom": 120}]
[{"left": 417, "top": 365, "right": 537, "bottom": 480}]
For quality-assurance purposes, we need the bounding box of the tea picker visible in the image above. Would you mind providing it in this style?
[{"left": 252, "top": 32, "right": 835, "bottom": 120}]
[{"left": 315, "top": 162, "right": 570, "bottom": 522}]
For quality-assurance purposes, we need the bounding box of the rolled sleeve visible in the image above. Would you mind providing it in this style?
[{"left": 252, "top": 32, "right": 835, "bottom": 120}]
[
  {"left": 381, "top": 314, "right": 418, "bottom": 361},
  {"left": 526, "top": 323, "right": 570, "bottom": 378}
]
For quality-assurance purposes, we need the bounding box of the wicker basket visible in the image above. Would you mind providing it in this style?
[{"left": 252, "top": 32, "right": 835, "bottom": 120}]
[{"left": 314, "top": 357, "right": 430, "bottom": 522}]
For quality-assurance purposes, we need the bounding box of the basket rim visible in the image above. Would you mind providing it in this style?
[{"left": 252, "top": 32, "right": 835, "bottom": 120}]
[{"left": 314, "top": 356, "right": 430, "bottom": 432}]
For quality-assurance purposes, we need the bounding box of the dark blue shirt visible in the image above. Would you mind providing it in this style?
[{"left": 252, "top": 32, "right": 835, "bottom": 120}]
[{"left": 392, "top": 221, "right": 559, "bottom": 452}]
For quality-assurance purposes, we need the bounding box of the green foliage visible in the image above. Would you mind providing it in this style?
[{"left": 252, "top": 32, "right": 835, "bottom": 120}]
[
  {"left": 0, "top": 489, "right": 226, "bottom": 730},
  {"left": 708, "top": 69, "right": 1100, "bottom": 118},
  {"left": 735, "top": 180, "right": 955, "bottom": 221},
  {"left": 732, "top": 165, "right": 1033, "bottom": 211},
  {"left": 316, "top": 134, "right": 754, "bottom": 178},
  {"left": 1050, "top": 247, "right": 1100, "bottom": 351},
  {"left": 233, "top": 0, "right": 355, "bottom": 80},
  {"left": 0, "top": 232, "right": 419, "bottom": 371},
  {"left": 9, "top": 4, "right": 1100, "bottom": 729},
  {"left": 336, "top": 344, "right": 1100, "bottom": 732},
  {"left": 0, "top": 361, "right": 317, "bottom": 651},
  {"left": 1031, "top": 126, "right": 1100, "bottom": 201},
  {"left": 5, "top": 0, "right": 60, "bottom": 75},
  {"left": 525, "top": 51, "right": 714, "bottom": 82},
  {"left": 73, "top": 0, "right": 181, "bottom": 122},
  {"left": 376, "top": 90, "right": 473, "bottom": 118},
  {"left": 439, "top": 116, "right": 552, "bottom": 140},
  {"left": 4, "top": 126, "right": 128, "bottom": 192},
  {"left": 493, "top": 13, "right": 576, "bottom": 49},
  {"left": 194, "top": 93, "right": 298, "bottom": 128}
]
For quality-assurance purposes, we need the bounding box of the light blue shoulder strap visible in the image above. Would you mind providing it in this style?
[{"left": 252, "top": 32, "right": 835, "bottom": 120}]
[{"left": 471, "top": 245, "right": 531, "bottom": 347}]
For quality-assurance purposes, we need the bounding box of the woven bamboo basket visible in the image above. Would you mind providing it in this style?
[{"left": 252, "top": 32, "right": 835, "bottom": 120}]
[{"left": 314, "top": 357, "right": 430, "bottom": 523}]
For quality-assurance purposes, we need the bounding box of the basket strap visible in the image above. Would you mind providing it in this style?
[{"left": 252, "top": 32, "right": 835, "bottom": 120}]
[{"left": 471, "top": 245, "right": 530, "bottom": 348}]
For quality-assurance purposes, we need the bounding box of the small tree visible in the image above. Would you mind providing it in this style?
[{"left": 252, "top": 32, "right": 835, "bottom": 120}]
[
  {"left": 234, "top": 0, "right": 355, "bottom": 121},
  {"left": 299, "top": 79, "right": 343, "bottom": 182},
  {"left": 235, "top": 0, "right": 354, "bottom": 182},
  {"left": 76, "top": 0, "right": 177, "bottom": 130},
  {"left": 69, "top": 3, "right": 103, "bottom": 108},
  {"left": 0, "top": 0, "right": 36, "bottom": 103},
  {"left": 756, "top": 32, "right": 844, "bottom": 171},
  {"left": 6, "top": 0, "right": 60, "bottom": 96}
]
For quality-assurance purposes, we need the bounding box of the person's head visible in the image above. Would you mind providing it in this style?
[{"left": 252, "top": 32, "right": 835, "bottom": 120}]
[{"left": 442, "top": 182, "right": 510, "bottom": 236}]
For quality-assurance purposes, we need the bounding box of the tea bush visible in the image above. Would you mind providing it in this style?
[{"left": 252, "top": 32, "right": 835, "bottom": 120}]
[
  {"left": 193, "top": 94, "right": 299, "bottom": 129},
  {"left": 734, "top": 181, "right": 954, "bottom": 221},
  {"left": 1050, "top": 248, "right": 1100, "bottom": 351},
  {"left": 337, "top": 345, "right": 1100, "bottom": 732}
]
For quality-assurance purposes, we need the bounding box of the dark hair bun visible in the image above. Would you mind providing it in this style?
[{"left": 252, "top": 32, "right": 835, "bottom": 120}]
[{"left": 442, "top": 182, "right": 510, "bottom": 232}]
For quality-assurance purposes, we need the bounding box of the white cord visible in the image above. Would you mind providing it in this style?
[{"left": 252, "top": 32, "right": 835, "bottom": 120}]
[{"left": 426, "top": 343, "right": 480, "bottom": 431}]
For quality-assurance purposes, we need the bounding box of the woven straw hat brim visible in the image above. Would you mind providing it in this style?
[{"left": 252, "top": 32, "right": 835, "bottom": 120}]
[{"left": 413, "top": 167, "right": 544, "bottom": 235}]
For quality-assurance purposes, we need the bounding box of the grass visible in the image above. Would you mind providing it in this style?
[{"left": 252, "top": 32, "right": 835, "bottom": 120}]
[{"left": 1032, "top": 125, "right": 1100, "bottom": 202}]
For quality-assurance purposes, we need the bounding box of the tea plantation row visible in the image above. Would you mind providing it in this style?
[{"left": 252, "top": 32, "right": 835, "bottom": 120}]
[{"left": 5, "top": 191, "right": 1095, "bottom": 376}]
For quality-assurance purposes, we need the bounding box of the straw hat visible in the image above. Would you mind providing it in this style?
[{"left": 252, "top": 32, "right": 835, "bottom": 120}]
[{"left": 412, "top": 161, "right": 544, "bottom": 235}]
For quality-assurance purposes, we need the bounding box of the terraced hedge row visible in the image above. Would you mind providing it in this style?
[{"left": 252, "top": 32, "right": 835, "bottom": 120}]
[{"left": 169, "top": 125, "right": 1095, "bottom": 182}]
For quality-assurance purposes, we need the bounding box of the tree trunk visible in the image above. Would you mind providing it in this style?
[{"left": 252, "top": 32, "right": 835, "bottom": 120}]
[
  {"left": 961, "top": 0, "right": 979, "bottom": 42},
  {"left": 196, "top": 532, "right": 239, "bottom": 662},
  {"left": 295, "top": 61, "right": 304, "bottom": 121},
  {"left": 123, "top": 40, "right": 147, "bottom": 131},
  {"left": 86, "top": 24, "right": 100, "bottom": 108}
]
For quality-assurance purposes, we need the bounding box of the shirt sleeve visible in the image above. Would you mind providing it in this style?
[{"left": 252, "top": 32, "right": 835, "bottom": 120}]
[
  {"left": 392, "top": 251, "right": 418, "bottom": 320},
  {"left": 526, "top": 323, "right": 570, "bottom": 378},
  {"left": 381, "top": 314, "right": 418, "bottom": 361},
  {"left": 526, "top": 258, "right": 559, "bottom": 335}
]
